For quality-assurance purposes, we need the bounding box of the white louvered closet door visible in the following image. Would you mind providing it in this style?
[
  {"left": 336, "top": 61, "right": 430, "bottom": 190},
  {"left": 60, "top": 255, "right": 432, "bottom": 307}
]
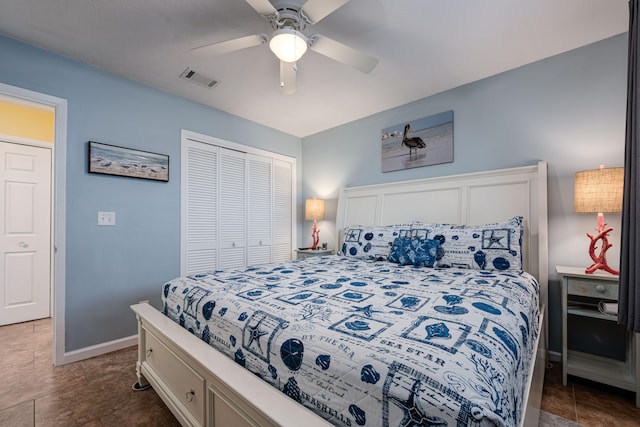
[
  {"left": 247, "top": 154, "right": 272, "bottom": 265},
  {"left": 184, "top": 141, "right": 218, "bottom": 274},
  {"left": 182, "top": 132, "right": 295, "bottom": 275},
  {"left": 272, "top": 159, "right": 292, "bottom": 262},
  {"left": 219, "top": 148, "right": 246, "bottom": 269}
]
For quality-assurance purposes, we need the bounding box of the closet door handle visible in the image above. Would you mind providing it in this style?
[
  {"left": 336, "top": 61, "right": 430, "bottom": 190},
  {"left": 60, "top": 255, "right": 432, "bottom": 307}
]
[
  {"left": 186, "top": 390, "right": 195, "bottom": 402},
  {"left": 19, "top": 241, "right": 29, "bottom": 248},
  {"left": 146, "top": 348, "right": 153, "bottom": 358}
]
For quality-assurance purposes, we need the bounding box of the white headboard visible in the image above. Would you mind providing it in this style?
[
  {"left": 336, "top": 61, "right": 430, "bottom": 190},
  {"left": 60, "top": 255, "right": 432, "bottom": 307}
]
[{"left": 335, "top": 161, "right": 549, "bottom": 307}]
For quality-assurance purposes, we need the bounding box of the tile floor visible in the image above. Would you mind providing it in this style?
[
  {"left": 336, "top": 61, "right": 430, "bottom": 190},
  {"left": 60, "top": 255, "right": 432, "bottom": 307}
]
[
  {"left": 541, "top": 360, "right": 640, "bottom": 426},
  {"left": 0, "top": 318, "right": 178, "bottom": 426},
  {"left": 1, "top": 318, "right": 639, "bottom": 426}
]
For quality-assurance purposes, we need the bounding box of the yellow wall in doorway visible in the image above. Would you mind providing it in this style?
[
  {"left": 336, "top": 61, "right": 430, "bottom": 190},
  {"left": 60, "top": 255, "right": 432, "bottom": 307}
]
[{"left": 0, "top": 98, "right": 54, "bottom": 143}]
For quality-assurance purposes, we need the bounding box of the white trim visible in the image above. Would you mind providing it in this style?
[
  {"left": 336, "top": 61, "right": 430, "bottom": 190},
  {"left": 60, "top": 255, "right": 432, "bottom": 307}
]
[
  {"left": 63, "top": 334, "right": 138, "bottom": 364},
  {"left": 0, "top": 82, "right": 68, "bottom": 366},
  {"left": 181, "top": 129, "right": 295, "bottom": 163}
]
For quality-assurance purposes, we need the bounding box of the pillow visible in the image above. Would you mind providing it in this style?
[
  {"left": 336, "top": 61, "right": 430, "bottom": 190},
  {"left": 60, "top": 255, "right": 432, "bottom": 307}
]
[
  {"left": 339, "top": 224, "right": 411, "bottom": 260},
  {"left": 427, "top": 216, "right": 524, "bottom": 272},
  {"left": 388, "top": 237, "right": 440, "bottom": 267}
]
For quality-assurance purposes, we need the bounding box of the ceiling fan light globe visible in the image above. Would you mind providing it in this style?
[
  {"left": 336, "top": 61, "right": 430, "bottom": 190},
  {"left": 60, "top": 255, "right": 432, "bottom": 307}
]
[{"left": 269, "top": 29, "right": 308, "bottom": 62}]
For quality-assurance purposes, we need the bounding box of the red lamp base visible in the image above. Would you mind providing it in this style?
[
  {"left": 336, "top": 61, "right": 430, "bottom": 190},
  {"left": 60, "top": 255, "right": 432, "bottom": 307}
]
[
  {"left": 585, "top": 213, "right": 618, "bottom": 275},
  {"left": 309, "top": 220, "right": 320, "bottom": 250}
]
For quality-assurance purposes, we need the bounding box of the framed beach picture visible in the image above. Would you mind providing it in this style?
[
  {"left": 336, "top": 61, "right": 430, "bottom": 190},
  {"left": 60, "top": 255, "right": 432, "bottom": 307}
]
[
  {"left": 88, "top": 141, "right": 169, "bottom": 182},
  {"left": 381, "top": 110, "right": 454, "bottom": 172}
]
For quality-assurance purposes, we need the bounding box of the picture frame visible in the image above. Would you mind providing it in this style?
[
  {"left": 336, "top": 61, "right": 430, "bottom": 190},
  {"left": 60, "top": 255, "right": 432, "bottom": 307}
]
[
  {"left": 88, "top": 141, "right": 169, "bottom": 182},
  {"left": 381, "top": 110, "right": 454, "bottom": 172}
]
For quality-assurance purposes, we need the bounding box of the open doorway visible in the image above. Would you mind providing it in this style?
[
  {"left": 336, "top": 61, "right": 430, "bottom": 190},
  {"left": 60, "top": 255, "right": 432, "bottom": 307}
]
[{"left": 0, "top": 83, "right": 67, "bottom": 366}]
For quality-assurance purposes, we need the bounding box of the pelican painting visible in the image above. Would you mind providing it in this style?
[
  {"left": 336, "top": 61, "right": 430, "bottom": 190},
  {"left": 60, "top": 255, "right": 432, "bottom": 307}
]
[{"left": 381, "top": 111, "right": 454, "bottom": 172}]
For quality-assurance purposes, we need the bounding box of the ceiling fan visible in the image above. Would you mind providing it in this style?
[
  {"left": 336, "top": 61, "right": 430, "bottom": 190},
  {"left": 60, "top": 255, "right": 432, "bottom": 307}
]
[{"left": 191, "top": 0, "right": 378, "bottom": 94}]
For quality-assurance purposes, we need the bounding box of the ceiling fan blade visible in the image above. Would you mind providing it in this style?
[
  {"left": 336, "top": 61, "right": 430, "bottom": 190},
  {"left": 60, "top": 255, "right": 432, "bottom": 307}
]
[
  {"left": 280, "top": 61, "right": 296, "bottom": 95},
  {"left": 301, "top": 0, "right": 351, "bottom": 24},
  {"left": 309, "top": 34, "right": 378, "bottom": 74},
  {"left": 246, "top": 0, "right": 278, "bottom": 16},
  {"left": 191, "top": 34, "right": 268, "bottom": 56}
]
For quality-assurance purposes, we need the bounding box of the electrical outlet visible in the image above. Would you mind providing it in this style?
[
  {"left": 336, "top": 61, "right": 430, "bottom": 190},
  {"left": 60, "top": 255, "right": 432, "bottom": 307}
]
[{"left": 98, "top": 211, "right": 116, "bottom": 226}]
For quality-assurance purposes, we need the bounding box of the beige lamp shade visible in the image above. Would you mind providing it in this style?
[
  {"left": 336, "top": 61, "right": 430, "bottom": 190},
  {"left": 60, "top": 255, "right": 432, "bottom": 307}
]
[
  {"left": 305, "top": 198, "right": 325, "bottom": 221},
  {"left": 574, "top": 167, "right": 624, "bottom": 213}
]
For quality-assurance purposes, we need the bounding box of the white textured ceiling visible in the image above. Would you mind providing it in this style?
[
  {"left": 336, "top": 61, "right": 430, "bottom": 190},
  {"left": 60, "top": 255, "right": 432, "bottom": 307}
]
[{"left": 0, "top": 0, "right": 629, "bottom": 137}]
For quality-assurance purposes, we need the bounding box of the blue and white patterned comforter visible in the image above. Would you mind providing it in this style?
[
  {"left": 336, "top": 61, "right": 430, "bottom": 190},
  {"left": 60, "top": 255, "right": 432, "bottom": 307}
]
[{"left": 162, "top": 256, "right": 540, "bottom": 427}]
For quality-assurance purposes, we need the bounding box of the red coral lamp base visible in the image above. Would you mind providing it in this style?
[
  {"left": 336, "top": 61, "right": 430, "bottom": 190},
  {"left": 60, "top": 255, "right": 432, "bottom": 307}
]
[
  {"left": 309, "top": 220, "right": 320, "bottom": 250},
  {"left": 585, "top": 213, "right": 618, "bottom": 275}
]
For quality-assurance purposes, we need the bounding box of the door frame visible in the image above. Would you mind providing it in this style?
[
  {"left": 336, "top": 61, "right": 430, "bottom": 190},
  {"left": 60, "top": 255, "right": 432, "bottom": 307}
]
[{"left": 0, "top": 83, "right": 67, "bottom": 366}]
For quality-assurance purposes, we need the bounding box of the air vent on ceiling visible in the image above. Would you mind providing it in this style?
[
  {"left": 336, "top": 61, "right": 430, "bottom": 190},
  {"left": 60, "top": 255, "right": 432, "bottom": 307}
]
[{"left": 179, "top": 67, "right": 219, "bottom": 88}]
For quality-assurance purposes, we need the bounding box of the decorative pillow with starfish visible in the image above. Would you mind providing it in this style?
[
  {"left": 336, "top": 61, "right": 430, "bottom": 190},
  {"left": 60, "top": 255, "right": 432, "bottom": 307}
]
[{"left": 423, "top": 216, "right": 524, "bottom": 272}]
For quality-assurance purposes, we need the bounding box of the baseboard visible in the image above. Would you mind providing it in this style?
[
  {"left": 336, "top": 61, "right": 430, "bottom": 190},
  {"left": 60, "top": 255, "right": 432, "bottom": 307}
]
[
  {"left": 548, "top": 350, "right": 561, "bottom": 363},
  {"left": 62, "top": 334, "right": 138, "bottom": 364}
]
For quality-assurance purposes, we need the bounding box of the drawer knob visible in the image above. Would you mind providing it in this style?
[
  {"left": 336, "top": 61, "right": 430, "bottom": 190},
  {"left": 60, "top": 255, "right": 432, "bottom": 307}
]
[
  {"left": 186, "top": 390, "right": 195, "bottom": 402},
  {"left": 595, "top": 285, "right": 606, "bottom": 293},
  {"left": 146, "top": 348, "right": 153, "bottom": 357}
]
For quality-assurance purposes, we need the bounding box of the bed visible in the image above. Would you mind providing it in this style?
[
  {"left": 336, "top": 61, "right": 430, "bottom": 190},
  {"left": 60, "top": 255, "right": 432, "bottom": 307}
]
[{"left": 131, "top": 161, "right": 548, "bottom": 427}]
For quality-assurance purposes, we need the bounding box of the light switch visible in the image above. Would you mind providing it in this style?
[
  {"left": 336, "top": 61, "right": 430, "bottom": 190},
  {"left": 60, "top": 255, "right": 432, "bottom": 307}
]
[{"left": 98, "top": 211, "right": 116, "bottom": 226}]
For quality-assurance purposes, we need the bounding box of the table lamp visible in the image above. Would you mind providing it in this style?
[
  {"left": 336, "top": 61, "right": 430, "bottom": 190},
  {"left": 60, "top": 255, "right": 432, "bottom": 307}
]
[
  {"left": 305, "top": 197, "right": 325, "bottom": 250},
  {"left": 574, "top": 165, "right": 624, "bottom": 275}
]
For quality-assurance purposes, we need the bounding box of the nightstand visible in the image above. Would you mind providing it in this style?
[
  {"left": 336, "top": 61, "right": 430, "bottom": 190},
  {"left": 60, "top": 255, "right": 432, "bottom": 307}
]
[
  {"left": 557, "top": 266, "right": 639, "bottom": 406},
  {"left": 295, "top": 248, "right": 334, "bottom": 259}
]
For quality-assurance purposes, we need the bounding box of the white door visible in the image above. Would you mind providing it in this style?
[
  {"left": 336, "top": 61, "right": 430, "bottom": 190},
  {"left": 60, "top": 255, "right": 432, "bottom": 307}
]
[
  {"left": 247, "top": 154, "right": 272, "bottom": 265},
  {"left": 0, "top": 142, "right": 52, "bottom": 325},
  {"left": 272, "top": 159, "right": 292, "bottom": 262},
  {"left": 183, "top": 140, "right": 218, "bottom": 275},
  {"left": 219, "top": 148, "right": 246, "bottom": 269}
]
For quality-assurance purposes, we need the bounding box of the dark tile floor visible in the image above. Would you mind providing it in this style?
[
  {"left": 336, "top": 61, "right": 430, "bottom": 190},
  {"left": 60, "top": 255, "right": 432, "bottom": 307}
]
[
  {"left": 1, "top": 318, "right": 639, "bottom": 426},
  {"left": 0, "top": 318, "right": 178, "bottom": 426},
  {"left": 541, "top": 360, "right": 640, "bottom": 426}
]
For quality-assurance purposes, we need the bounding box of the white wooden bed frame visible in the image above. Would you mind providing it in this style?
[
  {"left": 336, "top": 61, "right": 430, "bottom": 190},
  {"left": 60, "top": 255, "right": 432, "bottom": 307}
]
[{"left": 131, "top": 161, "right": 548, "bottom": 427}]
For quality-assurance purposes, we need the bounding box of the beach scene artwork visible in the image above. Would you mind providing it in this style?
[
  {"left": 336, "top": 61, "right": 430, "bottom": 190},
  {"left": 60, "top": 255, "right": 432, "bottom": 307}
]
[
  {"left": 381, "top": 110, "right": 453, "bottom": 172},
  {"left": 89, "top": 141, "right": 169, "bottom": 181}
]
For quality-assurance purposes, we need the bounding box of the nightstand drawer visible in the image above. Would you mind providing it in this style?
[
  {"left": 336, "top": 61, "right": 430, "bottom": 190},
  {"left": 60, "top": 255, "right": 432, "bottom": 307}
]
[
  {"left": 296, "top": 249, "right": 334, "bottom": 259},
  {"left": 568, "top": 279, "right": 618, "bottom": 299}
]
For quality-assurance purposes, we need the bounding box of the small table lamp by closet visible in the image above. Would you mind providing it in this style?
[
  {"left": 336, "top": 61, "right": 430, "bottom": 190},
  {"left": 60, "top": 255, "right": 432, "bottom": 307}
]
[
  {"left": 305, "top": 197, "right": 325, "bottom": 250},
  {"left": 574, "top": 165, "right": 624, "bottom": 275}
]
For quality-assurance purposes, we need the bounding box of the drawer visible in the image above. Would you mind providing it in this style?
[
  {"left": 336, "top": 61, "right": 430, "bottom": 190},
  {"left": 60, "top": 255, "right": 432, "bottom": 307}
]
[
  {"left": 296, "top": 249, "right": 334, "bottom": 259},
  {"left": 296, "top": 251, "right": 315, "bottom": 259},
  {"left": 145, "top": 330, "right": 205, "bottom": 425},
  {"left": 567, "top": 278, "right": 618, "bottom": 299}
]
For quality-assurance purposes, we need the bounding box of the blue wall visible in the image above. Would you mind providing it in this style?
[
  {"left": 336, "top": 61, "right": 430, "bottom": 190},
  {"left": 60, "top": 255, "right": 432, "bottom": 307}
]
[
  {"left": 0, "top": 35, "right": 302, "bottom": 351},
  {"left": 301, "top": 34, "right": 628, "bottom": 354}
]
